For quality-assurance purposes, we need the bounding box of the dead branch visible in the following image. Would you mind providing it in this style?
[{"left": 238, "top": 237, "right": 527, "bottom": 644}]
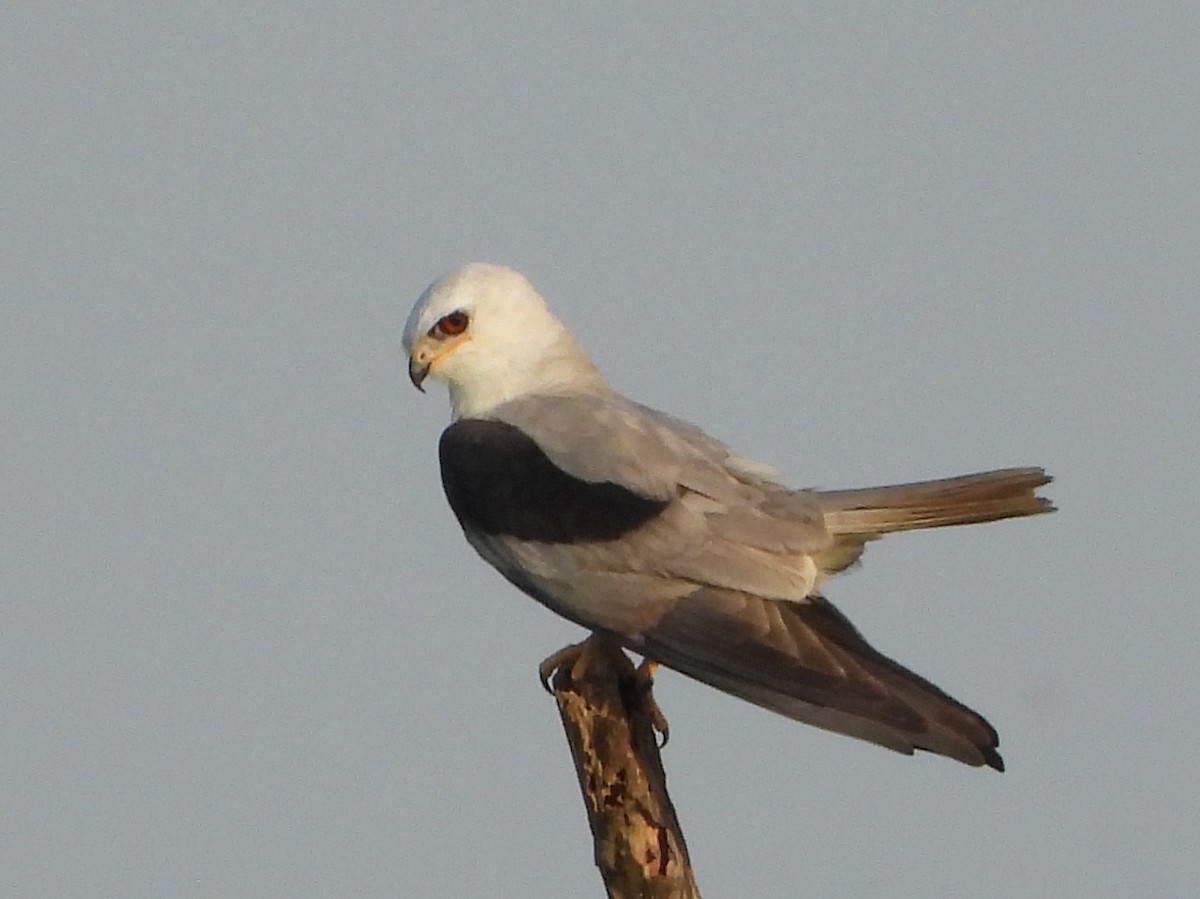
[{"left": 546, "top": 635, "right": 702, "bottom": 899}]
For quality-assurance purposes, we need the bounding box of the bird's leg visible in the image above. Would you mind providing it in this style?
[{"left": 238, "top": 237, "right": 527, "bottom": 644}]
[
  {"left": 538, "top": 639, "right": 591, "bottom": 694},
  {"left": 541, "top": 639, "right": 671, "bottom": 746},
  {"left": 633, "top": 658, "right": 670, "bottom": 746}
]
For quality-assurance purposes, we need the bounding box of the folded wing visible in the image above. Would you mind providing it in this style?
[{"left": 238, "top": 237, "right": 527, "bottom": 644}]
[{"left": 439, "top": 396, "right": 1050, "bottom": 769}]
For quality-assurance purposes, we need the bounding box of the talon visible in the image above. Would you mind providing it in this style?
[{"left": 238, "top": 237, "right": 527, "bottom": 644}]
[
  {"left": 538, "top": 640, "right": 589, "bottom": 693},
  {"left": 634, "top": 657, "right": 670, "bottom": 746}
]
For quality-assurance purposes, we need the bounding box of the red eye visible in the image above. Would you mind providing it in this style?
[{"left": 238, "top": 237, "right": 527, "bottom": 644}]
[{"left": 431, "top": 310, "right": 469, "bottom": 337}]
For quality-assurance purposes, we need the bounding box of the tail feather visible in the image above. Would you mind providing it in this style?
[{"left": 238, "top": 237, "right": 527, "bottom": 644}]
[{"left": 819, "top": 467, "right": 1054, "bottom": 536}]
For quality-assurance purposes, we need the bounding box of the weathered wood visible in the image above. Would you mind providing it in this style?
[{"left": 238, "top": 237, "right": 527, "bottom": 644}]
[{"left": 547, "top": 635, "right": 702, "bottom": 899}]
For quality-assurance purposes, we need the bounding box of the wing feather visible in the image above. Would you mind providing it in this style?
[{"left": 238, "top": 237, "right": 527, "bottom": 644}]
[
  {"left": 440, "top": 393, "right": 1040, "bottom": 770},
  {"left": 640, "top": 587, "right": 1004, "bottom": 769}
]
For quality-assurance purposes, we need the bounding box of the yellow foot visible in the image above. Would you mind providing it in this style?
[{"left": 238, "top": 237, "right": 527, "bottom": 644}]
[
  {"left": 538, "top": 639, "right": 590, "bottom": 694},
  {"left": 540, "top": 639, "right": 672, "bottom": 747},
  {"left": 634, "top": 658, "right": 670, "bottom": 747}
]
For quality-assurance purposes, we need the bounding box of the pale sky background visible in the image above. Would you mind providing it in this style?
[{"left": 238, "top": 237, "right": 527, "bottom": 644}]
[{"left": 3, "top": 5, "right": 1197, "bottom": 897}]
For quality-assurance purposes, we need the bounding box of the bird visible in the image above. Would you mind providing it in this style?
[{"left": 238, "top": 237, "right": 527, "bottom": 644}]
[{"left": 403, "top": 262, "right": 1053, "bottom": 771}]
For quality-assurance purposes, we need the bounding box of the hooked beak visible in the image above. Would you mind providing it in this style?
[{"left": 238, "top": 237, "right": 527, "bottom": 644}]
[
  {"left": 408, "top": 355, "right": 429, "bottom": 392},
  {"left": 406, "top": 331, "right": 469, "bottom": 393}
]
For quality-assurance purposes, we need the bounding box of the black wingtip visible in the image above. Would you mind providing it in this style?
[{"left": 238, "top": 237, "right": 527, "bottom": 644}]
[{"left": 984, "top": 747, "right": 1005, "bottom": 772}]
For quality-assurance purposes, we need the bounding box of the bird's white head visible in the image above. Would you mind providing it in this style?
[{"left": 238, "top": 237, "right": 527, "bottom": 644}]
[{"left": 403, "top": 263, "right": 607, "bottom": 419}]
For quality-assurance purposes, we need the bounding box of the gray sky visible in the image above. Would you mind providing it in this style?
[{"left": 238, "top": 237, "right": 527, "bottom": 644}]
[{"left": 3, "top": 5, "right": 1197, "bottom": 897}]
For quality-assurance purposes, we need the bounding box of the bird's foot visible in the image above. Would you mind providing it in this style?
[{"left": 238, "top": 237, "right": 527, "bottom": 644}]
[
  {"left": 633, "top": 658, "right": 670, "bottom": 747},
  {"left": 540, "top": 639, "right": 671, "bottom": 747},
  {"left": 538, "top": 639, "right": 590, "bottom": 694}
]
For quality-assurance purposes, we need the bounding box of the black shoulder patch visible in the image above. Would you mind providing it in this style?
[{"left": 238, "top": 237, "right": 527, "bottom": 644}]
[{"left": 438, "top": 418, "right": 669, "bottom": 543}]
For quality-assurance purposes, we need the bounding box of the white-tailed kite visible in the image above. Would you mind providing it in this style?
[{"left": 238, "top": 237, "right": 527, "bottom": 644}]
[{"left": 403, "top": 263, "right": 1053, "bottom": 770}]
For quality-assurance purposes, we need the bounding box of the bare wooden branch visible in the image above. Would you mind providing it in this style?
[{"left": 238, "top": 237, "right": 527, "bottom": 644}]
[{"left": 547, "top": 635, "right": 702, "bottom": 899}]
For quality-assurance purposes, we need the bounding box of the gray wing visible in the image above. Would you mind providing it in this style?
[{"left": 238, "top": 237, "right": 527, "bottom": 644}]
[
  {"left": 637, "top": 587, "right": 1003, "bottom": 768},
  {"left": 444, "top": 393, "right": 1032, "bottom": 769}
]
